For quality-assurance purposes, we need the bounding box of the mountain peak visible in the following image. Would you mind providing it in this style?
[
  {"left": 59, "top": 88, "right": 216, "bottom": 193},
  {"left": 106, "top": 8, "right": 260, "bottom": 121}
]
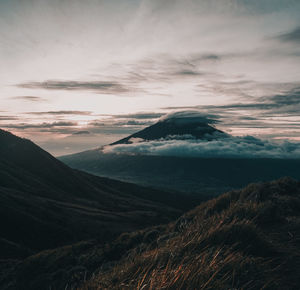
[{"left": 111, "top": 111, "right": 226, "bottom": 145}]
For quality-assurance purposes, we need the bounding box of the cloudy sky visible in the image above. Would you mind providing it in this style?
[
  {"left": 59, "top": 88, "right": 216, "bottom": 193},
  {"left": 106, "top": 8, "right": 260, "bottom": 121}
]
[{"left": 1, "top": 0, "right": 300, "bottom": 155}]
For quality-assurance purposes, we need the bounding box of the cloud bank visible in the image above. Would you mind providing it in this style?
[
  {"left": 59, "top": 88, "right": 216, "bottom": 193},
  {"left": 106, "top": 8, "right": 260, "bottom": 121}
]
[{"left": 103, "top": 135, "right": 300, "bottom": 159}]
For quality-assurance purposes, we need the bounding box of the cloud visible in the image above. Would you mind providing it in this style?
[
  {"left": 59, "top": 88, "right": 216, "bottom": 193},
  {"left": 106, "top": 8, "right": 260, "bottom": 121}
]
[
  {"left": 266, "top": 88, "right": 300, "bottom": 106},
  {"left": 10, "top": 96, "right": 45, "bottom": 101},
  {"left": 72, "top": 130, "right": 90, "bottom": 135},
  {"left": 126, "top": 54, "right": 222, "bottom": 84},
  {"left": 2, "top": 0, "right": 300, "bottom": 156},
  {"left": 117, "top": 120, "right": 153, "bottom": 126},
  {"left": 277, "top": 26, "right": 300, "bottom": 43},
  {"left": 0, "top": 116, "right": 19, "bottom": 121},
  {"left": 112, "top": 112, "right": 164, "bottom": 119},
  {"left": 176, "top": 70, "right": 203, "bottom": 76},
  {"left": 87, "top": 119, "right": 148, "bottom": 134},
  {"left": 79, "top": 117, "right": 145, "bottom": 136},
  {"left": 1, "top": 121, "right": 77, "bottom": 129},
  {"left": 85, "top": 112, "right": 162, "bottom": 134},
  {"left": 161, "top": 87, "right": 300, "bottom": 123},
  {"left": 103, "top": 135, "right": 300, "bottom": 159},
  {"left": 215, "top": 88, "right": 300, "bottom": 118},
  {"left": 160, "top": 110, "right": 220, "bottom": 124},
  {"left": 28, "top": 110, "right": 92, "bottom": 115},
  {"left": 17, "top": 80, "right": 129, "bottom": 94}
]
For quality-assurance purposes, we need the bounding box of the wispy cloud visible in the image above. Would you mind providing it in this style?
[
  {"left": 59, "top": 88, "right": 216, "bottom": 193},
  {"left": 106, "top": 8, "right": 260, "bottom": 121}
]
[
  {"left": 1, "top": 0, "right": 300, "bottom": 155},
  {"left": 159, "top": 110, "right": 220, "bottom": 124},
  {"left": 277, "top": 26, "right": 300, "bottom": 43},
  {"left": 159, "top": 87, "right": 300, "bottom": 139},
  {"left": 72, "top": 130, "right": 90, "bottom": 135},
  {"left": 1, "top": 121, "right": 77, "bottom": 129},
  {"left": 213, "top": 88, "right": 300, "bottom": 117},
  {"left": 28, "top": 110, "right": 93, "bottom": 115},
  {"left": 0, "top": 116, "right": 19, "bottom": 121},
  {"left": 88, "top": 119, "right": 150, "bottom": 132},
  {"left": 10, "top": 96, "right": 45, "bottom": 102},
  {"left": 112, "top": 112, "right": 164, "bottom": 119},
  {"left": 17, "top": 80, "right": 129, "bottom": 94},
  {"left": 164, "top": 87, "right": 300, "bottom": 114}
]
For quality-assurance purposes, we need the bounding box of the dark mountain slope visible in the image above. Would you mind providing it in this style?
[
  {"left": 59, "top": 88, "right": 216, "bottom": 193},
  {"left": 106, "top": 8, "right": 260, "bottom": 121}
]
[
  {"left": 0, "top": 129, "right": 185, "bottom": 259},
  {"left": 112, "top": 116, "right": 225, "bottom": 145},
  {"left": 7, "top": 178, "right": 300, "bottom": 290}
]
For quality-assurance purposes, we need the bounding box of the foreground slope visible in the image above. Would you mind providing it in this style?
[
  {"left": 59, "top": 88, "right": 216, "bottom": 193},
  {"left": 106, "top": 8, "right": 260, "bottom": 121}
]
[
  {"left": 0, "top": 129, "right": 184, "bottom": 259},
  {"left": 79, "top": 177, "right": 300, "bottom": 289},
  {"left": 8, "top": 178, "right": 300, "bottom": 289}
]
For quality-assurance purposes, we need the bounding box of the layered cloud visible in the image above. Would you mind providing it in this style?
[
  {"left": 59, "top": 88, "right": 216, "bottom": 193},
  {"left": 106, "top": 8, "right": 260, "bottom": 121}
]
[
  {"left": 28, "top": 110, "right": 93, "bottom": 116},
  {"left": 161, "top": 88, "right": 300, "bottom": 139},
  {"left": 102, "top": 110, "right": 300, "bottom": 158},
  {"left": 10, "top": 96, "right": 45, "bottom": 102},
  {"left": 277, "top": 26, "right": 300, "bottom": 43},
  {"left": 1, "top": 0, "right": 300, "bottom": 155},
  {"left": 103, "top": 135, "right": 300, "bottom": 159},
  {"left": 159, "top": 110, "right": 220, "bottom": 124},
  {"left": 1, "top": 121, "right": 77, "bottom": 130},
  {"left": 112, "top": 112, "right": 164, "bottom": 119},
  {"left": 0, "top": 116, "right": 19, "bottom": 121}
]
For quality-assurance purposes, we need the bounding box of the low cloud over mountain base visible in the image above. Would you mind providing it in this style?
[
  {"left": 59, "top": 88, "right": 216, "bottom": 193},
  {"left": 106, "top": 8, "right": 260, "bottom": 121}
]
[{"left": 103, "top": 135, "right": 300, "bottom": 159}]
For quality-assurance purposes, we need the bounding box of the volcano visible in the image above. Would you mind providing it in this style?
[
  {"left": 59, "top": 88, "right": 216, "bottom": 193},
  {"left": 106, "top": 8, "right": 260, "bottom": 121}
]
[
  {"left": 112, "top": 112, "right": 226, "bottom": 145},
  {"left": 60, "top": 112, "right": 300, "bottom": 194}
]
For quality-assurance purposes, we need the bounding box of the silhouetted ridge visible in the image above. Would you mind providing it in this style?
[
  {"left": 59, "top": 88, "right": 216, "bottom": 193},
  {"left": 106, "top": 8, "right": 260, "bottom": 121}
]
[
  {"left": 0, "top": 129, "right": 88, "bottom": 198},
  {"left": 0, "top": 129, "right": 184, "bottom": 261}
]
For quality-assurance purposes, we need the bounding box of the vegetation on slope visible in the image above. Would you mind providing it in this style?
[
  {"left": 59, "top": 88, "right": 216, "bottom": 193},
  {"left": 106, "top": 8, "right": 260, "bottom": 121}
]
[
  {"left": 2, "top": 178, "right": 299, "bottom": 289},
  {"left": 1, "top": 128, "right": 299, "bottom": 289},
  {"left": 80, "top": 177, "right": 300, "bottom": 290}
]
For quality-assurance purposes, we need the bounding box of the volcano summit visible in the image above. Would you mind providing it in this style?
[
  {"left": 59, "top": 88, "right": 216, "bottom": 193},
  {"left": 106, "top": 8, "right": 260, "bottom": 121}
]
[{"left": 112, "top": 111, "right": 226, "bottom": 145}]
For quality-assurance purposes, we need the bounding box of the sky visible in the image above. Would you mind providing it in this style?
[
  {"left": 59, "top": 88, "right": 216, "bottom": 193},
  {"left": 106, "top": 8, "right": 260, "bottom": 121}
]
[{"left": 0, "top": 0, "right": 300, "bottom": 156}]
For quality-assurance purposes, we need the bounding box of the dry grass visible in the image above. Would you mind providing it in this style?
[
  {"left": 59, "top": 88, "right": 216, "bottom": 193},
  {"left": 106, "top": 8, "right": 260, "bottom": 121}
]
[{"left": 81, "top": 177, "right": 300, "bottom": 290}]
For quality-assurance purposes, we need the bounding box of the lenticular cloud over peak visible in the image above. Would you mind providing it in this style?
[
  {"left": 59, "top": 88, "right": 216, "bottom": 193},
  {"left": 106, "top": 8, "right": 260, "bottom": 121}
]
[{"left": 159, "top": 110, "right": 219, "bottom": 125}]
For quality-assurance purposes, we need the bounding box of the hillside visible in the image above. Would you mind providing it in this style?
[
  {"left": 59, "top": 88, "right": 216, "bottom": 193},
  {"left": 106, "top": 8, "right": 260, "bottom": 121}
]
[
  {"left": 5, "top": 177, "right": 299, "bottom": 289},
  {"left": 0, "top": 129, "right": 190, "bottom": 260},
  {"left": 81, "top": 177, "right": 300, "bottom": 289}
]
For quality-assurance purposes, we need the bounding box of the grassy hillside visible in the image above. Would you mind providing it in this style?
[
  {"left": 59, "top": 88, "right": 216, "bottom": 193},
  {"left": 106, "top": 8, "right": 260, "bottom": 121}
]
[
  {"left": 1, "top": 129, "right": 299, "bottom": 289},
  {"left": 79, "top": 177, "right": 299, "bottom": 289},
  {"left": 4, "top": 177, "right": 299, "bottom": 289}
]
